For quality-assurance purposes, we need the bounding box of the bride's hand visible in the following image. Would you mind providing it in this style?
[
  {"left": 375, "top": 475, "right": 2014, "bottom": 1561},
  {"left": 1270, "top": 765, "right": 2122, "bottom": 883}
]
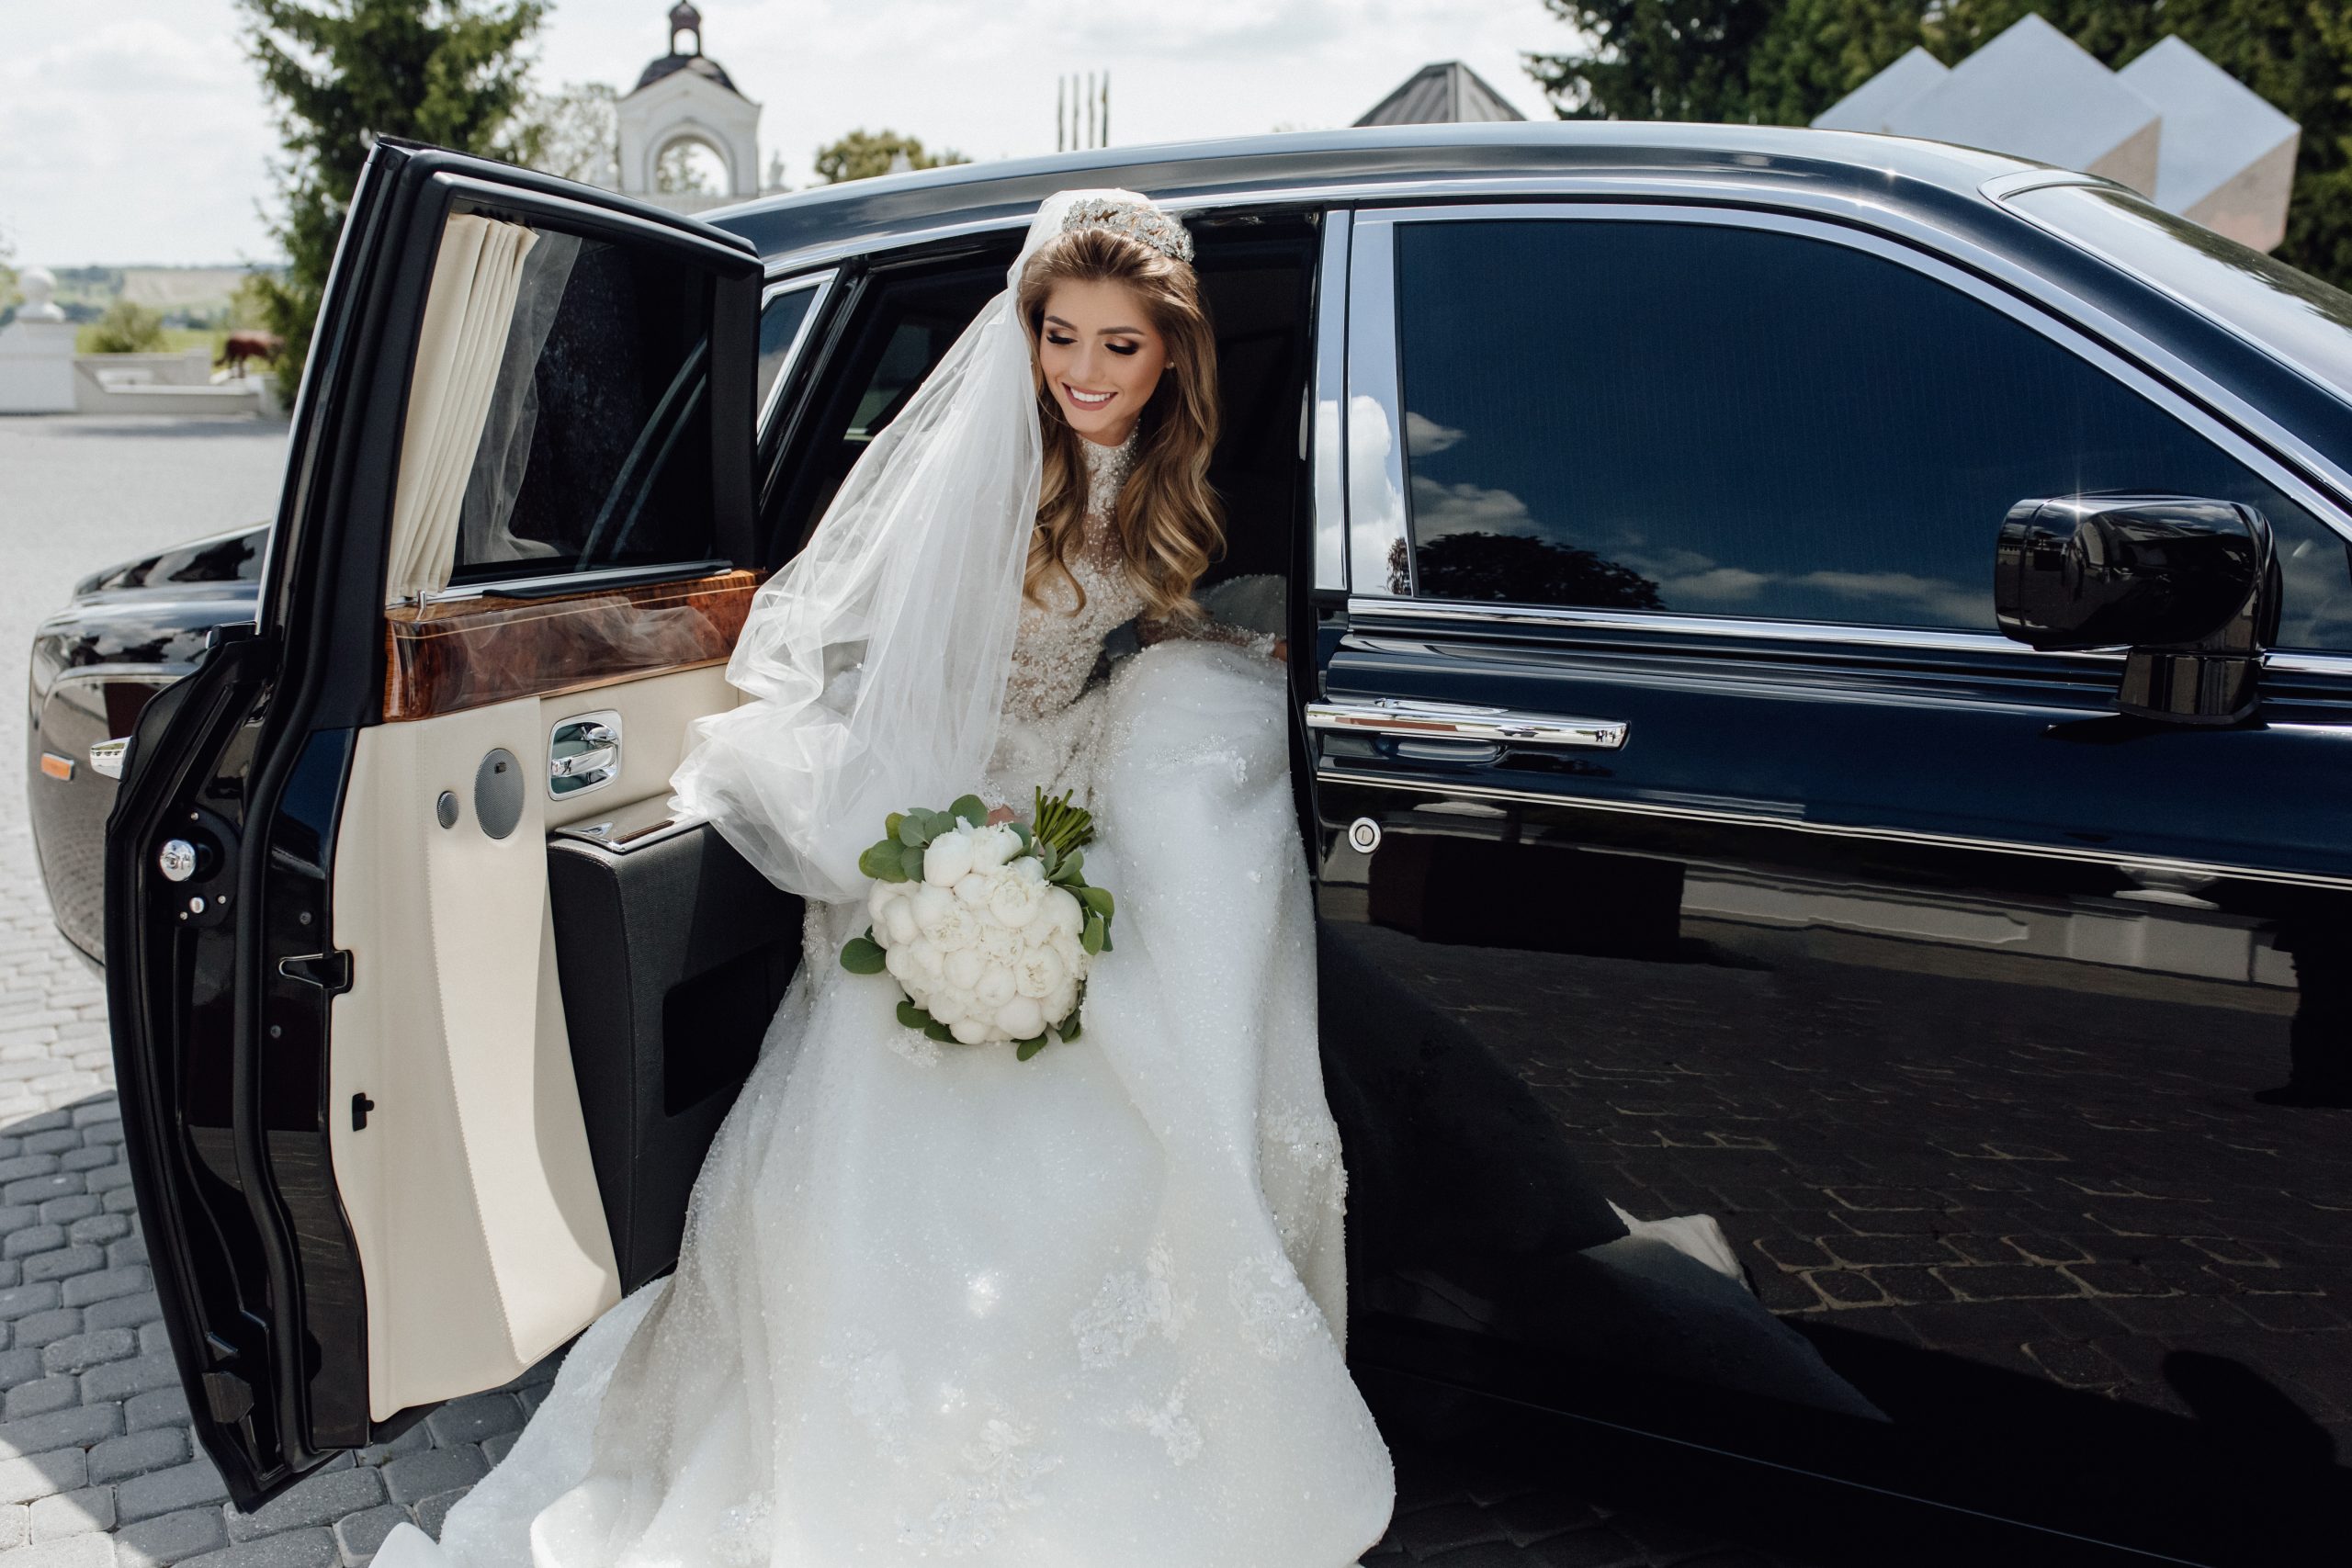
[
  {"left": 1272, "top": 637, "right": 1288, "bottom": 664},
  {"left": 986, "top": 804, "right": 1017, "bottom": 826}
]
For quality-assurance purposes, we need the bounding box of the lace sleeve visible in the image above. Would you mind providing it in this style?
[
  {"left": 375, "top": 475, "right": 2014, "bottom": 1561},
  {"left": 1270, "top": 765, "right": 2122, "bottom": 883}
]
[{"left": 1136, "top": 612, "right": 1279, "bottom": 661}]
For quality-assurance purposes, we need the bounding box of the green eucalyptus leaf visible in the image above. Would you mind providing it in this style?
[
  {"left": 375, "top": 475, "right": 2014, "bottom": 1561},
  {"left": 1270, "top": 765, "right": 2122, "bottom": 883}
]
[
  {"left": 899, "top": 843, "right": 927, "bottom": 882},
  {"left": 950, "top": 794, "right": 988, "bottom": 828},
  {"left": 896, "top": 813, "right": 927, "bottom": 847},
  {"left": 1081, "top": 913, "right": 1105, "bottom": 956},
  {"left": 1079, "top": 886, "right": 1114, "bottom": 917},
  {"left": 859, "top": 840, "right": 908, "bottom": 882},
  {"left": 1055, "top": 1010, "right": 1083, "bottom": 1043},
  {"left": 1009, "top": 821, "right": 1033, "bottom": 850},
  {"left": 923, "top": 1020, "right": 956, "bottom": 1043},
  {"left": 1053, "top": 849, "right": 1083, "bottom": 884},
  {"left": 885, "top": 811, "right": 906, "bottom": 840},
  {"left": 896, "top": 998, "right": 933, "bottom": 1030},
  {"left": 840, "top": 935, "right": 887, "bottom": 975},
  {"left": 1014, "top": 1034, "right": 1048, "bottom": 1062}
]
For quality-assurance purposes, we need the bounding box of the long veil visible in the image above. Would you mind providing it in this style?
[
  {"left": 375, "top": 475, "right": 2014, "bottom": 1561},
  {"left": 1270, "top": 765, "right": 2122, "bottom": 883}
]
[{"left": 672, "top": 188, "right": 1129, "bottom": 904}]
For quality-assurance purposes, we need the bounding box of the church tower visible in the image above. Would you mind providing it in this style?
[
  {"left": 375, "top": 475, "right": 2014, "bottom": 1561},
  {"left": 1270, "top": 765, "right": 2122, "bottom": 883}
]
[{"left": 616, "top": 3, "right": 763, "bottom": 212}]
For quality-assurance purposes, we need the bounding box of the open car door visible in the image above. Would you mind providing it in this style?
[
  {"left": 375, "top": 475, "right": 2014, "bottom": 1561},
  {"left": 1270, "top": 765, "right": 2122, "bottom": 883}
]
[{"left": 105, "top": 141, "right": 768, "bottom": 1505}]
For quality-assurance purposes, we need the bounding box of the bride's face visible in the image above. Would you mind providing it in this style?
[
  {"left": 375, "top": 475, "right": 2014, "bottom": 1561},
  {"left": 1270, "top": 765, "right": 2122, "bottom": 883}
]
[{"left": 1037, "top": 278, "right": 1170, "bottom": 446}]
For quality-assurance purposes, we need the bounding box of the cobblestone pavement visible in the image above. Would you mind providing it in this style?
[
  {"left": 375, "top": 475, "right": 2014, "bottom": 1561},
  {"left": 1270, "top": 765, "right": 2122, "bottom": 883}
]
[{"left": 0, "top": 416, "right": 1826, "bottom": 1568}]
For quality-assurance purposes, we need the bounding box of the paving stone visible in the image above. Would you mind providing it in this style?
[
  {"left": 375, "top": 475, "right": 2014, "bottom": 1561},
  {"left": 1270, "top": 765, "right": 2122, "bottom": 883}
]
[
  {"left": 182, "top": 1529, "right": 337, "bottom": 1568},
  {"left": 28, "top": 1206, "right": 91, "bottom": 1234},
  {"left": 6, "top": 1319, "right": 77, "bottom": 1356},
  {"left": 222, "top": 1469, "right": 383, "bottom": 1544},
  {"left": 51, "top": 1156, "right": 109, "bottom": 1180},
  {"left": 419, "top": 1394, "right": 520, "bottom": 1449},
  {"left": 87, "top": 1427, "right": 187, "bottom": 1486},
  {"left": 0, "top": 1292, "right": 59, "bottom": 1327},
  {"left": 17, "top": 1255, "right": 98, "bottom": 1291},
  {"left": 103, "top": 1240, "right": 146, "bottom": 1271},
  {"left": 0, "top": 1235, "right": 61, "bottom": 1267},
  {"left": 0, "top": 1385, "right": 75, "bottom": 1426},
  {"left": 113, "top": 1505, "right": 228, "bottom": 1568},
  {"left": 0, "top": 1405, "right": 122, "bottom": 1461},
  {"left": 0, "top": 1532, "right": 116, "bottom": 1568},
  {"left": 136, "top": 1326, "right": 169, "bottom": 1359},
  {"left": 350, "top": 1428, "right": 428, "bottom": 1470},
  {"left": 123, "top": 1392, "right": 186, "bottom": 1435},
  {"left": 379, "top": 1447, "right": 483, "bottom": 1507},
  {"left": 0, "top": 1166, "right": 60, "bottom": 1190},
  {"left": 79, "top": 1353, "right": 178, "bottom": 1404},
  {"left": 2, "top": 1182, "right": 83, "bottom": 1212},
  {"left": 0, "top": 1505, "right": 26, "bottom": 1551},
  {"left": 60, "top": 1220, "right": 121, "bottom": 1249},
  {"left": 26, "top": 1489, "right": 112, "bottom": 1541},
  {"left": 83, "top": 1296, "right": 161, "bottom": 1335},
  {"left": 477, "top": 1434, "right": 514, "bottom": 1468},
  {"left": 0, "top": 1359, "right": 40, "bottom": 1396},
  {"left": 0, "top": 1450, "right": 86, "bottom": 1508},
  {"left": 40, "top": 1332, "right": 132, "bottom": 1379},
  {"left": 18, "top": 1138, "right": 77, "bottom": 1160},
  {"left": 114, "top": 1461, "right": 229, "bottom": 1527},
  {"left": 329, "top": 1505, "right": 406, "bottom": 1568},
  {"left": 62, "top": 1270, "right": 150, "bottom": 1311},
  {"left": 408, "top": 1489, "right": 469, "bottom": 1543}
]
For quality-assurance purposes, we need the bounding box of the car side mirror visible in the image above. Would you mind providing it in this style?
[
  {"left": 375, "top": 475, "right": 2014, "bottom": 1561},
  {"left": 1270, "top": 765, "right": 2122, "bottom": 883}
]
[{"left": 1995, "top": 493, "right": 2278, "bottom": 727}]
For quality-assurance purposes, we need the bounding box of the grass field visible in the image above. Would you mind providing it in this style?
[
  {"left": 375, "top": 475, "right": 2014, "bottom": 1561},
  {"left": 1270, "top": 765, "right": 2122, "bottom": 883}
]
[{"left": 73, "top": 325, "right": 227, "bottom": 358}]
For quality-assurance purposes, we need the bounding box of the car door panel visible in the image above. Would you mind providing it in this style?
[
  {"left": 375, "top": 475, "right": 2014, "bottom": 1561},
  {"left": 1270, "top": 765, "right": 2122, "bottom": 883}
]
[
  {"left": 1315, "top": 201, "right": 2352, "bottom": 1563},
  {"left": 107, "top": 140, "right": 763, "bottom": 1502}
]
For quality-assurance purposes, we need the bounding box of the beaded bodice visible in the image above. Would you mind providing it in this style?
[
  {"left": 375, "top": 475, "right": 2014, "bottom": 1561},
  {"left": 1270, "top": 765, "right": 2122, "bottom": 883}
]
[{"left": 1002, "top": 432, "right": 1148, "bottom": 723}]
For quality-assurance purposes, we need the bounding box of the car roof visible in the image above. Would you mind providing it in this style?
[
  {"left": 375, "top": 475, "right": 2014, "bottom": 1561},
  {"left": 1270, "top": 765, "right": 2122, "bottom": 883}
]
[{"left": 707, "top": 121, "right": 2039, "bottom": 267}]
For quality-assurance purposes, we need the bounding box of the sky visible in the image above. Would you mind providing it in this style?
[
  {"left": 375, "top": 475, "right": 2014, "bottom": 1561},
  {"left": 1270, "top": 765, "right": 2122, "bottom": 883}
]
[{"left": 0, "top": 0, "right": 1567, "bottom": 267}]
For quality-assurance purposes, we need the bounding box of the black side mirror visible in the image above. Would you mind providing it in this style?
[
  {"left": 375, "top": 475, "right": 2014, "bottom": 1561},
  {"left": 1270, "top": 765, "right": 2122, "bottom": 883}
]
[{"left": 1995, "top": 493, "right": 2278, "bottom": 726}]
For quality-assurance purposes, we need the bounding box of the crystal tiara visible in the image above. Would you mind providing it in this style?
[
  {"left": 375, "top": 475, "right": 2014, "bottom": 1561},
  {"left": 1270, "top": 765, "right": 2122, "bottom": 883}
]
[{"left": 1057, "top": 194, "right": 1195, "bottom": 265}]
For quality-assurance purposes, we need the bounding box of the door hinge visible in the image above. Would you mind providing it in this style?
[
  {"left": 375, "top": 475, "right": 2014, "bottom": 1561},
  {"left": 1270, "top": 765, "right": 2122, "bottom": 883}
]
[
  {"left": 277, "top": 950, "right": 353, "bottom": 994},
  {"left": 201, "top": 1370, "right": 254, "bottom": 1425},
  {"left": 351, "top": 1092, "right": 375, "bottom": 1132}
]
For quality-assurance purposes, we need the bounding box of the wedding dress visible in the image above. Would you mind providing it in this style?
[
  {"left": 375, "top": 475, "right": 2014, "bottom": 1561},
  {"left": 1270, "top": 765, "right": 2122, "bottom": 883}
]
[{"left": 380, "top": 428, "right": 1396, "bottom": 1568}]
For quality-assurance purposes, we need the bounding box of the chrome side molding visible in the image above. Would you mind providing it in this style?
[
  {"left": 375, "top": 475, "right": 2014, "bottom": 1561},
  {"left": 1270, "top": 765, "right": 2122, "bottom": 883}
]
[{"left": 1306, "top": 696, "right": 1628, "bottom": 750}]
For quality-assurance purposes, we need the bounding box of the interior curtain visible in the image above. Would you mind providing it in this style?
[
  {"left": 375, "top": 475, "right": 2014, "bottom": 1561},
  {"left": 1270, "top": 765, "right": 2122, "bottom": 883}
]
[
  {"left": 384, "top": 214, "right": 542, "bottom": 604},
  {"left": 458, "top": 230, "right": 583, "bottom": 570}
]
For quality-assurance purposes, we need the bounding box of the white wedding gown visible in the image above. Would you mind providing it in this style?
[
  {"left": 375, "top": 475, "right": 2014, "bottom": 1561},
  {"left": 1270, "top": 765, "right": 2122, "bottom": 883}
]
[{"left": 381, "top": 434, "right": 1396, "bottom": 1568}]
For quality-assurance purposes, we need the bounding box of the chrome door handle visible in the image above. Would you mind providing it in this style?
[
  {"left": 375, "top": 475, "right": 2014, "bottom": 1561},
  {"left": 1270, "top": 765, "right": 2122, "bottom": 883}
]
[
  {"left": 1305, "top": 697, "right": 1627, "bottom": 750},
  {"left": 89, "top": 738, "right": 130, "bottom": 779},
  {"left": 548, "top": 711, "right": 624, "bottom": 796}
]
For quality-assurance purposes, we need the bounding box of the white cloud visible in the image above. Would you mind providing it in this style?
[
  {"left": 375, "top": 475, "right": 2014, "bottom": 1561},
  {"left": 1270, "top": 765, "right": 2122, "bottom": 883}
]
[
  {"left": 0, "top": 0, "right": 1560, "bottom": 265},
  {"left": 1408, "top": 473, "right": 1536, "bottom": 536},
  {"left": 1404, "top": 410, "right": 1463, "bottom": 455}
]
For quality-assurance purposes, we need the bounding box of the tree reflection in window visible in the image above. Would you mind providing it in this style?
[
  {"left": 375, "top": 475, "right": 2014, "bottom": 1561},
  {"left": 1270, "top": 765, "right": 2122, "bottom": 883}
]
[{"left": 1410, "top": 531, "right": 1663, "bottom": 609}]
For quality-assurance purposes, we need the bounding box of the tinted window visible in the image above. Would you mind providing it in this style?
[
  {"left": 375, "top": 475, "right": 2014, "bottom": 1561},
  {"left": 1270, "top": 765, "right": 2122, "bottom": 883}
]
[
  {"left": 448, "top": 231, "right": 718, "bottom": 586},
  {"left": 1396, "top": 220, "right": 2352, "bottom": 649},
  {"left": 2010, "top": 184, "right": 2352, "bottom": 407},
  {"left": 756, "top": 282, "right": 820, "bottom": 418}
]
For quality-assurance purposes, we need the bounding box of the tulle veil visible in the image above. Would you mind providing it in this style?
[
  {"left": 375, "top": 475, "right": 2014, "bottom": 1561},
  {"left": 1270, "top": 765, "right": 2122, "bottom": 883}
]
[{"left": 671, "top": 188, "right": 1148, "bottom": 904}]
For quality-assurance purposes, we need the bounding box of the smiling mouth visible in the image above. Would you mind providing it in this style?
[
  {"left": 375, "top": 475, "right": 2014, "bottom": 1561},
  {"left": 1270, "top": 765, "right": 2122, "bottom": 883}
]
[{"left": 1063, "top": 383, "right": 1114, "bottom": 409}]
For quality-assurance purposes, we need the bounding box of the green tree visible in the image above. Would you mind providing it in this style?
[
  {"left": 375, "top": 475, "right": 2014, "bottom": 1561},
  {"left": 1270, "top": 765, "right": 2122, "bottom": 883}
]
[
  {"left": 1743, "top": 0, "right": 1930, "bottom": 127},
  {"left": 1526, "top": 0, "right": 1784, "bottom": 121},
  {"left": 241, "top": 0, "right": 545, "bottom": 389},
  {"left": 515, "top": 80, "right": 619, "bottom": 187},
  {"left": 83, "top": 299, "right": 169, "bottom": 355},
  {"left": 811, "top": 129, "right": 969, "bottom": 185}
]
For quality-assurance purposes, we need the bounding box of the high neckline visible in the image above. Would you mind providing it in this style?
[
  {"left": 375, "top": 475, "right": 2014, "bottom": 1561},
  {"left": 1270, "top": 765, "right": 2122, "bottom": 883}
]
[{"left": 1079, "top": 427, "right": 1140, "bottom": 519}]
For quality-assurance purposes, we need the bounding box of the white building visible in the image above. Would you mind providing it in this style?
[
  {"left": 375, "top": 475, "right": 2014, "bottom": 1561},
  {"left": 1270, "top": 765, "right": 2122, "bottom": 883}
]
[
  {"left": 1815, "top": 15, "right": 2299, "bottom": 253},
  {"left": 617, "top": 3, "right": 763, "bottom": 214}
]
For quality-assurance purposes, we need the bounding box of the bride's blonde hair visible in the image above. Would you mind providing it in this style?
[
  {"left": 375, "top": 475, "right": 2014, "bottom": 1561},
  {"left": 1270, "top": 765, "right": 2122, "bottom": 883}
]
[{"left": 1017, "top": 226, "right": 1223, "bottom": 620}]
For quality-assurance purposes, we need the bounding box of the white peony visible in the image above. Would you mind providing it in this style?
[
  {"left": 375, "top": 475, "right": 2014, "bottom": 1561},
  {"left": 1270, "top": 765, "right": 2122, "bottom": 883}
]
[
  {"left": 944, "top": 948, "right": 984, "bottom": 990},
  {"left": 1012, "top": 855, "right": 1046, "bottom": 885},
  {"left": 910, "top": 883, "right": 956, "bottom": 933},
  {"left": 930, "top": 906, "right": 980, "bottom": 953},
  {"left": 977, "top": 964, "right": 1019, "bottom": 1010},
  {"left": 867, "top": 880, "right": 902, "bottom": 928},
  {"left": 988, "top": 873, "right": 1046, "bottom": 930},
  {"left": 1044, "top": 886, "right": 1084, "bottom": 939},
  {"left": 954, "top": 872, "right": 992, "bottom": 908},
  {"left": 923, "top": 829, "right": 976, "bottom": 886},
  {"left": 994, "top": 995, "right": 1045, "bottom": 1040},
  {"left": 1043, "top": 979, "right": 1078, "bottom": 1024},
  {"left": 883, "top": 900, "right": 921, "bottom": 947},
  {"left": 884, "top": 944, "right": 919, "bottom": 985},
  {"left": 950, "top": 1015, "right": 993, "bottom": 1045},
  {"left": 968, "top": 823, "right": 1021, "bottom": 872},
  {"left": 1012, "top": 943, "right": 1064, "bottom": 999}
]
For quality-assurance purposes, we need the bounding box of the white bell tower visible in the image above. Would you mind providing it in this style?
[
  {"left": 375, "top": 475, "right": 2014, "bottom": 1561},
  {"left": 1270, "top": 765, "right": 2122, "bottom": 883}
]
[{"left": 616, "top": 3, "right": 763, "bottom": 212}]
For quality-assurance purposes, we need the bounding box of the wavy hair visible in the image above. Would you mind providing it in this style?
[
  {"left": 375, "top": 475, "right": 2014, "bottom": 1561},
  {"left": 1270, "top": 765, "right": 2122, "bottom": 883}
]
[{"left": 1016, "top": 225, "right": 1222, "bottom": 621}]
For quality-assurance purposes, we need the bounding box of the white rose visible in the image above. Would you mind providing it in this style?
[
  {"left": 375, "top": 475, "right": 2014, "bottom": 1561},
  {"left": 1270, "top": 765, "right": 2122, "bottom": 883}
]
[
  {"left": 989, "top": 873, "right": 1046, "bottom": 930},
  {"left": 883, "top": 900, "right": 921, "bottom": 947},
  {"left": 950, "top": 1015, "right": 993, "bottom": 1045},
  {"left": 977, "top": 964, "right": 1018, "bottom": 1009},
  {"left": 968, "top": 823, "right": 1021, "bottom": 872},
  {"left": 924, "top": 828, "right": 975, "bottom": 886},
  {"left": 944, "top": 948, "right": 985, "bottom": 991},
  {"left": 994, "top": 995, "right": 1045, "bottom": 1040},
  {"left": 1043, "top": 979, "right": 1078, "bottom": 1025},
  {"left": 955, "top": 872, "right": 992, "bottom": 908},
  {"left": 910, "top": 884, "right": 956, "bottom": 933},
  {"left": 1012, "top": 943, "right": 1065, "bottom": 999},
  {"left": 1044, "top": 886, "right": 1084, "bottom": 939}
]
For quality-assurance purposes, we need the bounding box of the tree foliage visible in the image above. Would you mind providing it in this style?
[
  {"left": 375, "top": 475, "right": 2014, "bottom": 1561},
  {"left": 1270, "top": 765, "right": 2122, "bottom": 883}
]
[
  {"left": 812, "top": 129, "right": 970, "bottom": 185},
  {"left": 1527, "top": 0, "right": 2352, "bottom": 288},
  {"left": 84, "top": 299, "right": 170, "bottom": 355},
  {"left": 240, "top": 0, "right": 545, "bottom": 389},
  {"left": 515, "top": 80, "right": 619, "bottom": 188}
]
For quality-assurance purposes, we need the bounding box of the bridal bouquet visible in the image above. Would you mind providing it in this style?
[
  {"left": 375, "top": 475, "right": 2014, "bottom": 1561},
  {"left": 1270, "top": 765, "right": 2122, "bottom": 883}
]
[{"left": 840, "top": 790, "right": 1115, "bottom": 1060}]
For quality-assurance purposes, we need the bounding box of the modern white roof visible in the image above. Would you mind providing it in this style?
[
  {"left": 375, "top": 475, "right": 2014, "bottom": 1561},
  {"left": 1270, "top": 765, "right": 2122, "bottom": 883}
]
[
  {"left": 1813, "top": 47, "right": 1949, "bottom": 134},
  {"left": 2119, "top": 35, "right": 2300, "bottom": 214},
  {"left": 1880, "top": 14, "right": 2160, "bottom": 191}
]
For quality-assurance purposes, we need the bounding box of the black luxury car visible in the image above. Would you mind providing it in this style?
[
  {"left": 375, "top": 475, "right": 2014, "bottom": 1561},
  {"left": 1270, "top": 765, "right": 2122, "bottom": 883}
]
[{"left": 30, "top": 125, "right": 2352, "bottom": 1563}]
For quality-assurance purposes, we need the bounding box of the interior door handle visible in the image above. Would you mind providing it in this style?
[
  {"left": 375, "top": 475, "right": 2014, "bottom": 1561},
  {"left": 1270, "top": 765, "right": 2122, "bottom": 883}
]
[
  {"left": 548, "top": 711, "right": 624, "bottom": 796},
  {"left": 1305, "top": 697, "right": 1628, "bottom": 750}
]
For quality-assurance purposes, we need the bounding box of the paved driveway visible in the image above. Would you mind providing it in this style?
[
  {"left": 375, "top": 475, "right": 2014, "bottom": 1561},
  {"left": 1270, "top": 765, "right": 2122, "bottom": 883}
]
[{"left": 0, "top": 414, "right": 1806, "bottom": 1568}]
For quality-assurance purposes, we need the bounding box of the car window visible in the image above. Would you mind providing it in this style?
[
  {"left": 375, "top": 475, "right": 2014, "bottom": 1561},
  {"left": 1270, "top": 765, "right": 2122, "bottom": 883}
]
[
  {"left": 756, "top": 280, "right": 821, "bottom": 420},
  {"left": 445, "top": 230, "right": 719, "bottom": 588},
  {"left": 1394, "top": 219, "right": 2352, "bottom": 649}
]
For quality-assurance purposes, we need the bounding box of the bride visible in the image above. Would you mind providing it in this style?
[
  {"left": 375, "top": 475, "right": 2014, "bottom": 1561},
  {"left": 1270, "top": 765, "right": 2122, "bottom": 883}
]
[{"left": 375, "top": 188, "right": 1397, "bottom": 1568}]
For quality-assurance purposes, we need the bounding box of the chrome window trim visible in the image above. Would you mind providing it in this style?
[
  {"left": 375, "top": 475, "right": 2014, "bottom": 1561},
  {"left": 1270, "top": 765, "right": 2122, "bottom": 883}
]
[
  {"left": 756, "top": 268, "right": 838, "bottom": 434},
  {"left": 1310, "top": 210, "right": 1351, "bottom": 592},
  {"left": 1342, "top": 199, "right": 2352, "bottom": 645},
  {"left": 1317, "top": 767, "right": 2352, "bottom": 893},
  {"left": 1977, "top": 169, "right": 2111, "bottom": 203},
  {"left": 1346, "top": 592, "right": 2091, "bottom": 657},
  {"left": 418, "top": 556, "right": 734, "bottom": 606},
  {"left": 1306, "top": 695, "right": 1627, "bottom": 749},
  {"left": 1345, "top": 213, "right": 1410, "bottom": 594}
]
